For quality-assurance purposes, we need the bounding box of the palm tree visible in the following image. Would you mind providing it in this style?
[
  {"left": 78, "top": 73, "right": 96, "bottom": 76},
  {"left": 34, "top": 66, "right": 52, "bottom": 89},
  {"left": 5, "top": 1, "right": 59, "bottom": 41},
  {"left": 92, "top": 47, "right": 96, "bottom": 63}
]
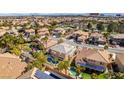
[
  {"left": 76, "top": 65, "right": 86, "bottom": 77},
  {"left": 1, "top": 33, "right": 16, "bottom": 49},
  {"left": 57, "top": 60, "right": 70, "bottom": 74},
  {"left": 96, "top": 22, "right": 105, "bottom": 31},
  {"left": 107, "top": 23, "right": 118, "bottom": 33},
  {"left": 10, "top": 46, "right": 21, "bottom": 56},
  {"left": 36, "top": 51, "right": 47, "bottom": 66},
  {"left": 41, "top": 36, "right": 48, "bottom": 49},
  {"left": 102, "top": 31, "right": 110, "bottom": 49},
  {"left": 87, "top": 22, "right": 92, "bottom": 30},
  {"left": 25, "top": 59, "right": 44, "bottom": 72},
  {"left": 16, "top": 34, "right": 25, "bottom": 44},
  {"left": 91, "top": 73, "right": 98, "bottom": 79},
  {"left": 103, "top": 32, "right": 110, "bottom": 41}
]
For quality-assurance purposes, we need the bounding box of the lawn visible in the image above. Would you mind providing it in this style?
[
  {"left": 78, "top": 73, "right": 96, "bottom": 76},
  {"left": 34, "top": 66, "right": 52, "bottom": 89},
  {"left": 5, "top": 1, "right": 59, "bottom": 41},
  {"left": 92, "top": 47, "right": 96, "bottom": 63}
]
[
  {"left": 97, "top": 74, "right": 107, "bottom": 79},
  {"left": 80, "top": 73, "right": 91, "bottom": 79}
]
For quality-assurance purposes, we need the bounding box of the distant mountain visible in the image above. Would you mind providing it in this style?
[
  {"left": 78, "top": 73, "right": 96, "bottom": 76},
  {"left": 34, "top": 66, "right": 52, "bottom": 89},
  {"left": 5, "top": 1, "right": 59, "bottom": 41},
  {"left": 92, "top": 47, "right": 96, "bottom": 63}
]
[
  {"left": 0, "top": 13, "right": 124, "bottom": 16},
  {"left": 0, "top": 13, "right": 86, "bottom": 16}
]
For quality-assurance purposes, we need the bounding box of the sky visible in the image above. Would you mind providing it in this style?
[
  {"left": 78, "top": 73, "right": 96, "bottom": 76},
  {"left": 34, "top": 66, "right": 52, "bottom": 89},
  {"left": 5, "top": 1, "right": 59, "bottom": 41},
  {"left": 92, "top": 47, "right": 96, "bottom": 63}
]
[{"left": 0, "top": 0, "right": 124, "bottom": 13}]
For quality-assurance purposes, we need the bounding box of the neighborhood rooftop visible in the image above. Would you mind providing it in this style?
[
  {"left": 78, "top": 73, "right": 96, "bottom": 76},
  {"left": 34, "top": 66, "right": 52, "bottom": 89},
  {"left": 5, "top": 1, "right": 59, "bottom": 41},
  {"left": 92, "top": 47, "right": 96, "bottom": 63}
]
[
  {"left": 50, "top": 42, "right": 76, "bottom": 55},
  {"left": 18, "top": 67, "right": 67, "bottom": 79},
  {"left": 75, "top": 48, "right": 112, "bottom": 64},
  {"left": 0, "top": 53, "right": 27, "bottom": 79}
]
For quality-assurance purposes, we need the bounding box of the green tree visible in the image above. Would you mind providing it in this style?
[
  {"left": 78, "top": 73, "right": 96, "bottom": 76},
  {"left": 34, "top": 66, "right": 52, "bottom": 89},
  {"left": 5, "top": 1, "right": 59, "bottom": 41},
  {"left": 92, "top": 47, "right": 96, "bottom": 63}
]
[
  {"left": 107, "top": 23, "right": 118, "bottom": 33},
  {"left": 102, "top": 31, "right": 110, "bottom": 44},
  {"left": 91, "top": 73, "right": 98, "bottom": 79},
  {"left": 10, "top": 46, "right": 21, "bottom": 56},
  {"left": 36, "top": 51, "right": 47, "bottom": 66},
  {"left": 80, "top": 73, "right": 91, "bottom": 79},
  {"left": 16, "top": 34, "right": 25, "bottom": 44},
  {"left": 96, "top": 22, "right": 105, "bottom": 31},
  {"left": 98, "top": 73, "right": 108, "bottom": 79},
  {"left": 111, "top": 73, "right": 124, "bottom": 79},
  {"left": 25, "top": 60, "right": 43, "bottom": 72},
  {"left": 118, "top": 22, "right": 124, "bottom": 33},
  {"left": 41, "top": 36, "right": 48, "bottom": 49},
  {"left": 104, "top": 44, "right": 109, "bottom": 50},
  {"left": 25, "top": 51, "right": 47, "bottom": 72},
  {"left": 76, "top": 65, "right": 86, "bottom": 76},
  {"left": 30, "top": 35, "right": 38, "bottom": 41},
  {"left": 0, "top": 33, "right": 16, "bottom": 48},
  {"left": 87, "top": 23, "right": 92, "bottom": 30},
  {"left": 58, "top": 60, "right": 70, "bottom": 74}
]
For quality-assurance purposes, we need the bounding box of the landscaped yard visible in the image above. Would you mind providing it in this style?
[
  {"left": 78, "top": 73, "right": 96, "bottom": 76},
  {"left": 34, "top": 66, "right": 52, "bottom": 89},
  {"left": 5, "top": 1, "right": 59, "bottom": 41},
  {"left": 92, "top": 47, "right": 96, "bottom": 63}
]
[
  {"left": 79, "top": 73, "right": 91, "bottom": 79},
  {"left": 97, "top": 74, "right": 107, "bottom": 79}
]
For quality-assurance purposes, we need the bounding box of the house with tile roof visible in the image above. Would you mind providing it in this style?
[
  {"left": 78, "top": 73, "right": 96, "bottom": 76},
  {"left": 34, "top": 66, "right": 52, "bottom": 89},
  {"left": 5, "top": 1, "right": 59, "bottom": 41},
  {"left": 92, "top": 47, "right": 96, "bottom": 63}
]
[
  {"left": 115, "top": 53, "right": 124, "bottom": 73},
  {"left": 18, "top": 67, "right": 67, "bottom": 79},
  {"left": 75, "top": 48, "right": 115, "bottom": 72},
  {"left": 49, "top": 42, "right": 76, "bottom": 60},
  {"left": 88, "top": 32, "right": 106, "bottom": 45},
  {"left": 0, "top": 53, "right": 27, "bottom": 79},
  {"left": 37, "top": 28, "right": 50, "bottom": 37},
  {"left": 73, "top": 31, "right": 89, "bottom": 43},
  {"left": 25, "top": 29, "right": 35, "bottom": 36},
  {"left": 0, "top": 29, "right": 7, "bottom": 37},
  {"left": 109, "top": 34, "right": 124, "bottom": 47},
  {"left": 43, "top": 38, "right": 58, "bottom": 49},
  {"left": 52, "top": 27, "right": 66, "bottom": 38}
]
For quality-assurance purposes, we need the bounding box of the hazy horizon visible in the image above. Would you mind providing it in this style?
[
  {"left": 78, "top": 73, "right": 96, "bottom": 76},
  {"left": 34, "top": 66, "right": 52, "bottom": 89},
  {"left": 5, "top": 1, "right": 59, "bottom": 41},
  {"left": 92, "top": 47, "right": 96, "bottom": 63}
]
[{"left": 0, "top": 13, "right": 123, "bottom": 16}]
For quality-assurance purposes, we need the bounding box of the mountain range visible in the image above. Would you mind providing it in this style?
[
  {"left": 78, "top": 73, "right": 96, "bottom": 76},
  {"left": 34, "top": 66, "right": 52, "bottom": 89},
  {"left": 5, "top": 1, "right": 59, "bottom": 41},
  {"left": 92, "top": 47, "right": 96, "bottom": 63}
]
[{"left": 0, "top": 13, "right": 124, "bottom": 16}]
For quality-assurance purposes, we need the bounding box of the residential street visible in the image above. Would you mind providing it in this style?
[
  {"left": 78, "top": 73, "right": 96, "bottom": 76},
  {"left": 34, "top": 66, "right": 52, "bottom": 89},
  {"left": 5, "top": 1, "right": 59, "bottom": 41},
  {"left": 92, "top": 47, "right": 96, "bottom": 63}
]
[{"left": 51, "top": 36, "right": 124, "bottom": 53}]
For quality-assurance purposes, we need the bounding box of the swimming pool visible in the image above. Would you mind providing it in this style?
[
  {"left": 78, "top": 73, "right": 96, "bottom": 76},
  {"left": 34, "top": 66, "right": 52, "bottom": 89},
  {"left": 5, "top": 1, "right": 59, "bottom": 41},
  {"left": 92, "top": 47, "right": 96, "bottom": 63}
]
[
  {"left": 47, "top": 55, "right": 59, "bottom": 64},
  {"left": 69, "top": 67, "right": 77, "bottom": 76}
]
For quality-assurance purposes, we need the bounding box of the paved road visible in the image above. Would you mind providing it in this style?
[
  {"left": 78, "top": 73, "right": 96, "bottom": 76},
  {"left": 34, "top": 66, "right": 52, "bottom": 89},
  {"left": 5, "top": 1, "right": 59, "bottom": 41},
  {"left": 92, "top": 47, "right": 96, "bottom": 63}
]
[{"left": 51, "top": 37, "right": 124, "bottom": 54}]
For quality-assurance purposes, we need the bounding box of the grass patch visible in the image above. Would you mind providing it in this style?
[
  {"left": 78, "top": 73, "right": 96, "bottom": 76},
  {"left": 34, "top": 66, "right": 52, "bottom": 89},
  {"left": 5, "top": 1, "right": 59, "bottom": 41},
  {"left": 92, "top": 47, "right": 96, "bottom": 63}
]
[{"left": 80, "top": 73, "right": 91, "bottom": 79}]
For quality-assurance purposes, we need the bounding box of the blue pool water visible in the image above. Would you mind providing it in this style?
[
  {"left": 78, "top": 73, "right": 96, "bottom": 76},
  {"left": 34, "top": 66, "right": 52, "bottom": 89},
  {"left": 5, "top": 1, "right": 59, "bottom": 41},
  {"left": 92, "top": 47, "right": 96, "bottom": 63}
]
[
  {"left": 47, "top": 55, "right": 59, "bottom": 64},
  {"left": 69, "top": 67, "right": 77, "bottom": 76}
]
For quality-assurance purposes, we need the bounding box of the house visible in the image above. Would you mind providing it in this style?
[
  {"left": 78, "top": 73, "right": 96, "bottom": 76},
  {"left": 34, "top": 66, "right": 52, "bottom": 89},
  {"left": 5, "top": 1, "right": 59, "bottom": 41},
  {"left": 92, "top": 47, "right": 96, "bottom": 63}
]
[
  {"left": 7, "top": 27, "right": 19, "bottom": 36},
  {"left": 109, "top": 34, "right": 124, "bottom": 47},
  {"left": 1, "top": 26, "right": 9, "bottom": 30},
  {"left": 76, "top": 31, "right": 89, "bottom": 43},
  {"left": 71, "top": 30, "right": 84, "bottom": 39},
  {"left": 68, "top": 31, "right": 89, "bottom": 43},
  {"left": 75, "top": 48, "right": 115, "bottom": 72},
  {"left": 18, "top": 67, "right": 67, "bottom": 79},
  {"left": 38, "top": 22, "right": 44, "bottom": 27},
  {"left": 49, "top": 42, "right": 76, "bottom": 60},
  {"left": 42, "top": 38, "right": 58, "bottom": 49},
  {"left": 52, "top": 27, "right": 65, "bottom": 37},
  {"left": 88, "top": 32, "right": 106, "bottom": 45},
  {"left": 25, "top": 29, "right": 35, "bottom": 36},
  {"left": 115, "top": 53, "right": 124, "bottom": 73},
  {"left": 90, "top": 32, "right": 103, "bottom": 39},
  {"left": 0, "top": 29, "right": 7, "bottom": 37},
  {"left": 0, "top": 53, "right": 27, "bottom": 79},
  {"left": 37, "top": 28, "right": 50, "bottom": 37}
]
